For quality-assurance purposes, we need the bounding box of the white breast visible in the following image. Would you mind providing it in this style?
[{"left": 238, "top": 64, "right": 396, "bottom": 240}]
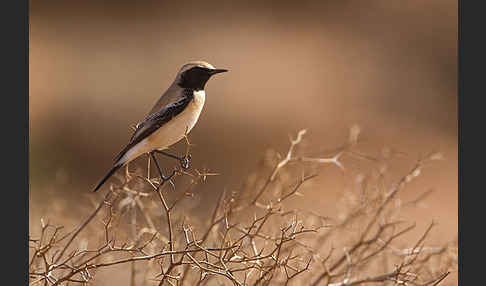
[{"left": 120, "top": 90, "right": 206, "bottom": 164}]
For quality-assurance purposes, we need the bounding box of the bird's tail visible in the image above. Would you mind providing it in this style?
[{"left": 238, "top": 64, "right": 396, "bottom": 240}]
[{"left": 92, "top": 163, "right": 123, "bottom": 192}]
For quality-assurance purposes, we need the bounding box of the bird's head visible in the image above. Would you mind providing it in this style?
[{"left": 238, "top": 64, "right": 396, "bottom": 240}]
[{"left": 175, "top": 61, "right": 228, "bottom": 90}]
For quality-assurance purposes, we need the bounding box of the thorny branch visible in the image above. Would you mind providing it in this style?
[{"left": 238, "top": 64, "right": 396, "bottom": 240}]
[{"left": 29, "top": 128, "right": 456, "bottom": 286}]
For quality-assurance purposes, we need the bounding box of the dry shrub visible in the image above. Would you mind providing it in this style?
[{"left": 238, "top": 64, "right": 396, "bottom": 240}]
[{"left": 29, "top": 127, "right": 457, "bottom": 286}]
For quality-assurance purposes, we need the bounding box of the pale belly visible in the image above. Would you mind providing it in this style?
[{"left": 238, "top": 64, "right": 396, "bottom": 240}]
[{"left": 120, "top": 91, "right": 205, "bottom": 164}]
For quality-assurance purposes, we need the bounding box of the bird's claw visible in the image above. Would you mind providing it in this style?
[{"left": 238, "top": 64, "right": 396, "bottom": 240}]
[
  {"left": 154, "top": 169, "right": 177, "bottom": 191},
  {"left": 180, "top": 154, "right": 192, "bottom": 170}
]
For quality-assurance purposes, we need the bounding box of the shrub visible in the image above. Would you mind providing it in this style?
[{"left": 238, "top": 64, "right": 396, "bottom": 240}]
[{"left": 29, "top": 128, "right": 457, "bottom": 285}]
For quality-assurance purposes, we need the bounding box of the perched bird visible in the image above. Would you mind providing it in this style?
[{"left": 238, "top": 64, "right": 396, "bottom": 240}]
[{"left": 93, "top": 61, "right": 228, "bottom": 192}]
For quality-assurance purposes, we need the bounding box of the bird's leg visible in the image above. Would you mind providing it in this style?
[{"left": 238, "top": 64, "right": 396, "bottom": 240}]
[
  {"left": 154, "top": 150, "right": 191, "bottom": 170},
  {"left": 150, "top": 152, "right": 176, "bottom": 190}
]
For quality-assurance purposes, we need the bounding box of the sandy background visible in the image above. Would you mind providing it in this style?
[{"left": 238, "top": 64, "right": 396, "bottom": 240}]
[{"left": 29, "top": 0, "right": 457, "bottom": 280}]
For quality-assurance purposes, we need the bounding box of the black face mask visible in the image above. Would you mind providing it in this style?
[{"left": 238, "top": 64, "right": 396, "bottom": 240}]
[{"left": 178, "top": 67, "right": 228, "bottom": 90}]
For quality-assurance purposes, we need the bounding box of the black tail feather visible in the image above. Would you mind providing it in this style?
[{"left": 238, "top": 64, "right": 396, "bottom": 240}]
[{"left": 93, "top": 164, "right": 122, "bottom": 192}]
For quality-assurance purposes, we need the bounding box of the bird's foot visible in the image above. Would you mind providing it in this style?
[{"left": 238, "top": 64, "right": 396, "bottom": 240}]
[
  {"left": 157, "top": 169, "right": 177, "bottom": 191},
  {"left": 153, "top": 150, "right": 192, "bottom": 170},
  {"left": 180, "top": 154, "right": 191, "bottom": 170}
]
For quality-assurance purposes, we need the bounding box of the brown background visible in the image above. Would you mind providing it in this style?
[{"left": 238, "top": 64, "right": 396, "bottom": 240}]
[{"left": 30, "top": 0, "right": 457, "bottom": 251}]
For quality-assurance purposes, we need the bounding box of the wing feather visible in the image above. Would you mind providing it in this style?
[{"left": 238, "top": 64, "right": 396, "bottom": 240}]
[{"left": 113, "top": 94, "right": 192, "bottom": 163}]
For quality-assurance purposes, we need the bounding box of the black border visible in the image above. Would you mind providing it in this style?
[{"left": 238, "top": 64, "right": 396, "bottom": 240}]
[
  {"left": 459, "top": 0, "right": 483, "bottom": 285},
  {"left": 3, "top": 0, "right": 29, "bottom": 283},
  {"left": 13, "top": 0, "right": 467, "bottom": 284}
]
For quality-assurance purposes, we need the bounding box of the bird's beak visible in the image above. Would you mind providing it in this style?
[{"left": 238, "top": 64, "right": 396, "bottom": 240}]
[{"left": 209, "top": 68, "right": 228, "bottom": 75}]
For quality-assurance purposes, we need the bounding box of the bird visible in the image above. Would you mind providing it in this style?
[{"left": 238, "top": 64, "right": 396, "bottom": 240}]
[{"left": 92, "top": 61, "right": 228, "bottom": 192}]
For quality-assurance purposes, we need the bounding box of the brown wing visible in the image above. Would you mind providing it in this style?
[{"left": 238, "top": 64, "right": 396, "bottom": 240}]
[
  {"left": 113, "top": 94, "right": 192, "bottom": 163},
  {"left": 147, "top": 84, "right": 183, "bottom": 116}
]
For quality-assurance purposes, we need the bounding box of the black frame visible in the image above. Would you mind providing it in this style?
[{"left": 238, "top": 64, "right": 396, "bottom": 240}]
[{"left": 4, "top": 0, "right": 471, "bottom": 284}]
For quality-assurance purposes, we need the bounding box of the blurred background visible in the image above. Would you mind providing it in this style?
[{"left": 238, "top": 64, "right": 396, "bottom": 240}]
[{"left": 30, "top": 0, "right": 457, "bottom": 247}]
